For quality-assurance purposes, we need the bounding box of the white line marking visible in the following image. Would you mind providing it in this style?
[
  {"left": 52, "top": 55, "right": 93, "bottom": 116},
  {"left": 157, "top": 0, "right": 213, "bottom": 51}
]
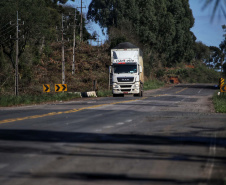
[
  {"left": 95, "top": 129, "right": 102, "bottom": 132},
  {"left": 116, "top": 122, "right": 124, "bottom": 126},
  {"left": 125, "top": 119, "right": 132, "bottom": 123},
  {"left": 205, "top": 133, "right": 217, "bottom": 180},
  {"left": 0, "top": 164, "right": 8, "bottom": 169},
  {"left": 198, "top": 89, "right": 202, "bottom": 94},
  {"left": 103, "top": 125, "right": 114, "bottom": 129}
]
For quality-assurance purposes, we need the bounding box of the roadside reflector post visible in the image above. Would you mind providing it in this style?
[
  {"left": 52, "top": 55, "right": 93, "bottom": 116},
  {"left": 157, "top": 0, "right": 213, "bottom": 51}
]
[
  {"left": 219, "top": 78, "right": 224, "bottom": 89},
  {"left": 93, "top": 80, "right": 97, "bottom": 91}
]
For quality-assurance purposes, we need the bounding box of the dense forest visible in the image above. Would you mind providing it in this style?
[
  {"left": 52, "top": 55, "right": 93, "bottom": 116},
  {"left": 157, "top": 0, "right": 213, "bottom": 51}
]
[
  {"left": 0, "top": 0, "right": 225, "bottom": 96},
  {"left": 88, "top": 0, "right": 195, "bottom": 68}
]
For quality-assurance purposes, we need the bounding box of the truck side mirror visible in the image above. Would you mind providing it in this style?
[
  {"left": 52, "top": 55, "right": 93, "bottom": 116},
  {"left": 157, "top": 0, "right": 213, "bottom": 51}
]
[
  {"left": 109, "top": 66, "right": 112, "bottom": 74},
  {"left": 139, "top": 66, "right": 142, "bottom": 73}
]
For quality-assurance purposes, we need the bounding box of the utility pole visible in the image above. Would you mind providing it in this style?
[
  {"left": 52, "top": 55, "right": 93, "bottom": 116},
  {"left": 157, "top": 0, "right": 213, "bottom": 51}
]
[
  {"left": 15, "top": 11, "right": 19, "bottom": 96},
  {"left": 58, "top": 14, "right": 70, "bottom": 84},
  {"left": 97, "top": 38, "right": 102, "bottom": 46},
  {"left": 57, "top": 14, "right": 71, "bottom": 82},
  {"left": 72, "top": 10, "right": 77, "bottom": 75},
  {"left": 11, "top": 11, "right": 23, "bottom": 96},
  {"left": 61, "top": 14, "right": 65, "bottom": 85},
  {"left": 96, "top": 37, "right": 102, "bottom": 52},
  {"left": 78, "top": 0, "right": 86, "bottom": 42}
]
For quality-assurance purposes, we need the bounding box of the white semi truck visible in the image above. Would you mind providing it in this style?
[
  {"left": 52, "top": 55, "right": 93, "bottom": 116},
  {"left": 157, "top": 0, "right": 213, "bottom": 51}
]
[{"left": 110, "top": 42, "right": 144, "bottom": 97}]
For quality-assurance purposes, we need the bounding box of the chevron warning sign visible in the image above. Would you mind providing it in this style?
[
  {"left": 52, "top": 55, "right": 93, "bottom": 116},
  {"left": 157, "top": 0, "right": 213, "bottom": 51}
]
[
  {"left": 43, "top": 84, "right": 50, "bottom": 92},
  {"left": 220, "top": 85, "right": 226, "bottom": 93},
  {"left": 55, "top": 84, "right": 67, "bottom": 92}
]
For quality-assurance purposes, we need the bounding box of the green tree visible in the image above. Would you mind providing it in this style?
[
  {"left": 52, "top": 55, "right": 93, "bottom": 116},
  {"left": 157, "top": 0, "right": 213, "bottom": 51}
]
[
  {"left": 87, "top": 0, "right": 195, "bottom": 67},
  {"left": 0, "top": 0, "right": 58, "bottom": 69},
  {"left": 0, "top": 0, "right": 90, "bottom": 70},
  {"left": 218, "top": 25, "right": 226, "bottom": 73},
  {"left": 209, "top": 46, "right": 224, "bottom": 70},
  {"left": 194, "top": 42, "right": 210, "bottom": 61}
]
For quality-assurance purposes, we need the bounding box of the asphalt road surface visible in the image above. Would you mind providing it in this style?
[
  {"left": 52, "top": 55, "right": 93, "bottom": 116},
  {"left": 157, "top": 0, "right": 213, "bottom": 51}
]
[{"left": 0, "top": 84, "right": 226, "bottom": 185}]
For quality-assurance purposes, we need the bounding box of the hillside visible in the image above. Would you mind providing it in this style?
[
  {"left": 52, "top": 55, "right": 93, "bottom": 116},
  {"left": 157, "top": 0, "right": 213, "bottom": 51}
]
[
  {"left": 0, "top": 43, "right": 110, "bottom": 95},
  {"left": 0, "top": 0, "right": 224, "bottom": 97}
]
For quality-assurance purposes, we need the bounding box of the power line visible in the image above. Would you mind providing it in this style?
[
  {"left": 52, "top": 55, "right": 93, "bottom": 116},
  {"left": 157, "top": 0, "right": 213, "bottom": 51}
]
[
  {"left": 0, "top": 37, "right": 11, "bottom": 45},
  {"left": 0, "top": 22, "right": 11, "bottom": 31},
  {"left": 0, "top": 27, "right": 15, "bottom": 39},
  {"left": 0, "top": 24, "right": 14, "bottom": 34}
]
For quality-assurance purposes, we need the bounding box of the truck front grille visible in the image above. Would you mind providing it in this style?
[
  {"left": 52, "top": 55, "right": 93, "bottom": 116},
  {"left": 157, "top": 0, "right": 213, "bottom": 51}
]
[
  {"left": 121, "top": 89, "right": 131, "bottom": 92},
  {"left": 117, "top": 77, "right": 134, "bottom": 82},
  {"left": 120, "top": 85, "right": 132, "bottom": 88}
]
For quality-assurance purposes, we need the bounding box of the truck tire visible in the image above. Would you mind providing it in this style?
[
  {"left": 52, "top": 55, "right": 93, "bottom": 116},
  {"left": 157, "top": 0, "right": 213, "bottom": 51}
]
[{"left": 134, "top": 85, "right": 143, "bottom": 97}]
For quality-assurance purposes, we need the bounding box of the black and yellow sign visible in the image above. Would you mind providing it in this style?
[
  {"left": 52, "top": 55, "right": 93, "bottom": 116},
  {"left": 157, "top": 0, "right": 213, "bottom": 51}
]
[
  {"left": 43, "top": 84, "right": 50, "bottom": 92},
  {"left": 55, "top": 84, "right": 67, "bottom": 92},
  {"left": 219, "top": 78, "right": 224, "bottom": 88},
  {"left": 220, "top": 85, "right": 226, "bottom": 92}
]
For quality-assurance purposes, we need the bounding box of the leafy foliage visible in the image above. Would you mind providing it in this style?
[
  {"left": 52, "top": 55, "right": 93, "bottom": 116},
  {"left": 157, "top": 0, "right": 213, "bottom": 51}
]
[
  {"left": 87, "top": 0, "right": 195, "bottom": 68},
  {"left": 0, "top": 0, "right": 92, "bottom": 95},
  {"left": 219, "top": 25, "right": 226, "bottom": 74},
  {"left": 143, "top": 79, "right": 165, "bottom": 90}
]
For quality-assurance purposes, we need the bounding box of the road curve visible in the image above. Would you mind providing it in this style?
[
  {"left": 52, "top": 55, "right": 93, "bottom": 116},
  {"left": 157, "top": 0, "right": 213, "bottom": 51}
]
[{"left": 0, "top": 84, "right": 226, "bottom": 185}]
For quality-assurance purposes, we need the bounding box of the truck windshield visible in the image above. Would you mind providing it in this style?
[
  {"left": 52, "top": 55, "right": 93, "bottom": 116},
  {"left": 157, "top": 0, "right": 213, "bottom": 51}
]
[{"left": 113, "top": 65, "right": 137, "bottom": 74}]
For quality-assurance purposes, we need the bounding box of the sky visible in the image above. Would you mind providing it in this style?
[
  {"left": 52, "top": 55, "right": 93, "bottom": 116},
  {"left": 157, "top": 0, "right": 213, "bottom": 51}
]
[
  {"left": 189, "top": 0, "right": 225, "bottom": 47},
  {"left": 67, "top": 0, "right": 225, "bottom": 47}
]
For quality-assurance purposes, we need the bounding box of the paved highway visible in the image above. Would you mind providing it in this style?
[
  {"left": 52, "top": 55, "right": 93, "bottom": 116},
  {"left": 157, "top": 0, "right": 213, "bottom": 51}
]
[{"left": 0, "top": 84, "right": 225, "bottom": 185}]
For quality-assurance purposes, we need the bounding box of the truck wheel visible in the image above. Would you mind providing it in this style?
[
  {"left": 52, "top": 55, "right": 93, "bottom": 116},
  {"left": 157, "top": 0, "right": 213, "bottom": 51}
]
[
  {"left": 140, "top": 85, "right": 143, "bottom": 97},
  {"left": 134, "top": 90, "right": 143, "bottom": 97}
]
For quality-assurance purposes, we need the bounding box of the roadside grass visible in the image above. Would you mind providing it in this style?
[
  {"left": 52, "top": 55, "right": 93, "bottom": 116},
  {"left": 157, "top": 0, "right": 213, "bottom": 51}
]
[
  {"left": 0, "top": 80, "right": 165, "bottom": 107},
  {"left": 213, "top": 92, "right": 226, "bottom": 113},
  {"left": 96, "top": 90, "right": 112, "bottom": 97},
  {"left": 144, "top": 79, "right": 165, "bottom": 90},
  {"left": 96, "top": 80, "right": 165, "bottom": 97},
  {"left": 0, "top": 93, "right": 81, "bottom": 107}
]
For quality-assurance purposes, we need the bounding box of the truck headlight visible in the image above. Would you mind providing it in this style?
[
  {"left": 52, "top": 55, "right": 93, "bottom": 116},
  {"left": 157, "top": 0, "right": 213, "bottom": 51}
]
[
  {"left": 113, "top": 84, "right": 119, "bottom": 88},
  {"left": 134, "top": 84, "right": 139, "bottom": 88}
]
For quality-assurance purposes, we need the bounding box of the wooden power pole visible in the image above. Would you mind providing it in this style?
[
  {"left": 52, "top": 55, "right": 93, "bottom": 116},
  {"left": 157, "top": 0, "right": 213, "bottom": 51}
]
[
  {"left": 15, "top": 11, "right": 19, "bottom": 96},
  {"left": 72, "top": 10, "right": 77, "bottom": 75},
  {"left": 11, "top": 11, "right": 23, "bottom": 96},
  {"left": 61, "top": 14, "right": 65, "bottom": 85},
  {"left": 78, "top": 0, "right": 86, "bottom": 42}
]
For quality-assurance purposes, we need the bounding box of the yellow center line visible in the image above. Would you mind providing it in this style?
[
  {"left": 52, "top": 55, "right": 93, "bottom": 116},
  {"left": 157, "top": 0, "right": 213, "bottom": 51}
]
[
  {"left": 175, "top": 87, "right": 188, "bottom": 94},
  {"left": 151, "top": 87, "right": 188, "bottom": 97},
  {"left": 0, "top": 97, "right": 147, "bottom": 125},
  {"left": 153, "top": 94, "right": 169, "bottom": 97}
]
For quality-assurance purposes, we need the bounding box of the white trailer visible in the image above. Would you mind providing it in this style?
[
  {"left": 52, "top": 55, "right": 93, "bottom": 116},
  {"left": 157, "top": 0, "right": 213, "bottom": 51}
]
[{"left": 109, "top": 42, "right": 144, "bottom": 97}]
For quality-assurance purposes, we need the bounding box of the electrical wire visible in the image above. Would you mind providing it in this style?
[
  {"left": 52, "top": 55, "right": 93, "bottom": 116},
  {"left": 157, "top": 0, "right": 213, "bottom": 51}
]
[
  {"left": 0, "top": 37, "right": 11, "bottom": 45},
  {"left": 0, "top": 27, "right": 15, "bottom": 39},
  {"left": 0, "top": 24, "right": 14, "bottom": 34},
  {"left": 0, "top": 22, "right": 10, "bottom": 31}
]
